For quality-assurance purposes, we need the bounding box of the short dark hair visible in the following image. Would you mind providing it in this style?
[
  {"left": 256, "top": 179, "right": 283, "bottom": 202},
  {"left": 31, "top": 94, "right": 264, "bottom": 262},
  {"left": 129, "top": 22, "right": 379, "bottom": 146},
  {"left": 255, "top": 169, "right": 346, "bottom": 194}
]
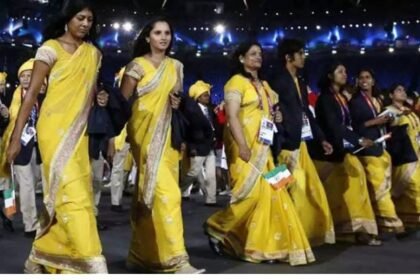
[
  {"left": 230, "top": 41, "right": 263, "bottom": 80},
  {"left": 132, "top": 17, "right": 174, "bottom": 59},
  {"left": 43, "top": 0, "right": 98, "bottom": 46},
  {"left": 277, "top": 38, "right": 305, "bottom": 66}
]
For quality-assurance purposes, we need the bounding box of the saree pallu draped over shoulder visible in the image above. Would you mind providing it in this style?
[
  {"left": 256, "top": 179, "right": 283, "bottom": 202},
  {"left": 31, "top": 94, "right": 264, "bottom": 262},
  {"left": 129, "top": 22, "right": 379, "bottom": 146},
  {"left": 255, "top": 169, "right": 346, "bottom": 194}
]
[
  {"left": 205, "top": 75, "right": 315, "bottom": 266},
  {"left": 125, "top": 57, "right": 190, "bottom": 272},
  {"left": 26, "top": 40, "right": 107, "bottom": 273}
]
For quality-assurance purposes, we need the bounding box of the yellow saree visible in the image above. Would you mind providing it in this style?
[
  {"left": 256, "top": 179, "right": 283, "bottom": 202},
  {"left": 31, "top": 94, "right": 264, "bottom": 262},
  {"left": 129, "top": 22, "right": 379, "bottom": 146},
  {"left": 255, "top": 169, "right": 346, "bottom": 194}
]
[
  {"left": 358, "top": 152, "right": 404, "bottom": 233},
  {"left": 0, "top": 86, "right": 24, "bottom": 177},
  {"left": 124, "top": 57, "right": 189, "bottom": 272},
  {"left": 205, "top": 75, "right": 315, "bottom": 266},
  {"left": 26, "top": 39, "right": 107, "bottom": 273},
  {"left": 388, "top": 106, "right": 420, "bottom": 228},
  {"left": 314, "top": 154, "right": 378, "bottom": 236},
  {"left": 278, "top": 142, "right": 335, "bottom": 246}
]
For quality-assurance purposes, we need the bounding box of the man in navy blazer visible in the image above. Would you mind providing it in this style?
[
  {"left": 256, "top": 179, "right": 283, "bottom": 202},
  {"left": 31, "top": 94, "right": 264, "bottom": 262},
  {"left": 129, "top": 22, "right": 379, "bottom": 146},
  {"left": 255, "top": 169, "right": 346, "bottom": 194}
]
[
  {"left": 269, "top": 38, "right": 335, "bottom": 246},
  {"left": 180, "top": 81, "right": 219, "bottom": 206}
]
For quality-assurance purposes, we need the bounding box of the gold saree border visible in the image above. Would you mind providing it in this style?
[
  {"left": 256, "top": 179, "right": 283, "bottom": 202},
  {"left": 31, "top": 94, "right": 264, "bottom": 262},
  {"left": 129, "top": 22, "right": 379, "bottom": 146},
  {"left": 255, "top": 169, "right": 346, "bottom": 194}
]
[
  {"left": 30, "top": 248, "right": 107, "bottom": 273},
  {"left": 376, "top": 216, "right": 405, "bottom": 233},
  {"left": 141, "top": 103, "right": 171, "bottom": 209},
  {"left": 230, "top": 144, "right": 269, "bottom": 204},
  {"left": 136, "top": 58, "right": 168, "bottom": 98},
  {"left": 392, "top": 161, "right": 417, "bottom": 198},
  {"left": 334, "top": 218, "right": 378, "bottom": 235},
  {"left": 205, "top": 224, "right": 315, "bottom": 266}
]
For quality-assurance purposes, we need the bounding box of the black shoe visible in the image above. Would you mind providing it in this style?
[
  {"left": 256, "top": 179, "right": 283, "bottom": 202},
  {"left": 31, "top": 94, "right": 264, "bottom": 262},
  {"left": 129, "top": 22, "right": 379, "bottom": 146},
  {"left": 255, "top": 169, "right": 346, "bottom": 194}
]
[
  {"left": 24, "top": 230, "right": 37, "bottom": 239},
  {"left": 204, "top": 202, "right": 218, "bottom": 207},
  {"left": 208, "top": 237, "right": 223, "bottom": 256},
  {"left": 97, "top": 223, "right": 108, "bottom": 231},
  {"left": 1, "top": 211, "right": 14, "bottom": 232},
  {"left": 111, "top": 205, "right": 127, "bottom": 213},
  {"left": 262, "top": 260, "right": 278, "bottom": 264}
]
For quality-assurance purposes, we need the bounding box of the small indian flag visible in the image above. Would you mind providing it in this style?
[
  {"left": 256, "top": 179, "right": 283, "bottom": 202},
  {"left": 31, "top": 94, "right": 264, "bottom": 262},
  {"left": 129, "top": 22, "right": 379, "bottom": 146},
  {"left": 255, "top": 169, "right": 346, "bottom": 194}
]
[
  {"left": 263, "top": 164, "right": 294, "bottom": 190},
  {"left": 3, "top": 179, "right": 16, "bottom": 217}
]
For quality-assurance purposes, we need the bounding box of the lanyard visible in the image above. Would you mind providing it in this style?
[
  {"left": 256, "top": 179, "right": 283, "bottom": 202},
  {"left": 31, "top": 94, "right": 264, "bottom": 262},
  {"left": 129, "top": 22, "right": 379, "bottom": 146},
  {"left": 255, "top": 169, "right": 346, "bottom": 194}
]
[
  {"left": 361, "top": 92, "right": 378, "bottom": 118},
  {"left": 333, "top": 92, "right": 351, "bottom": 125},
  {"left": 250, "top": 79, "right": 274, "bottom": 116}
]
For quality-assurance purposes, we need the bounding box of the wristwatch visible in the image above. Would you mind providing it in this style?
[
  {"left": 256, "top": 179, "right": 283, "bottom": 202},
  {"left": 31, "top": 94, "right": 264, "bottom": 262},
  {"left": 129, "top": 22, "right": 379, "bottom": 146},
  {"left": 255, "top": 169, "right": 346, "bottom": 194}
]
[{"left": 358, "top": 138, "right": 364, "bottom": 145}]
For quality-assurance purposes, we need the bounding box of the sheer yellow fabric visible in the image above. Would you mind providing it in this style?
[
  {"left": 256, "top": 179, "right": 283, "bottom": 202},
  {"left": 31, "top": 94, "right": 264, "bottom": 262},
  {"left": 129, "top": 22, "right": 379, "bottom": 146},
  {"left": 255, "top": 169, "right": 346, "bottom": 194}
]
[
  {"left": 314, "top": 154, "right": 378, "bottom": 236},
  {"left": 0, "top": 86, "right": 23, "bottom": 177},
  {"left": 26, "top": 40, "right": 107, "bottom": 273},
  {"left": 358, "top": 152, "right": 404, "bottom": 233},
  {"left": 205, "top": 75, "right": 315, "bottom": 266},
  {"left": 125, "top": 57, "right": 189, "bottom": 272},
  {"left": 388, "top": 107, "right": 420, "bottom": 228},
  {"left": 278, "top": 142, "right": 335, "bottom": 246}
]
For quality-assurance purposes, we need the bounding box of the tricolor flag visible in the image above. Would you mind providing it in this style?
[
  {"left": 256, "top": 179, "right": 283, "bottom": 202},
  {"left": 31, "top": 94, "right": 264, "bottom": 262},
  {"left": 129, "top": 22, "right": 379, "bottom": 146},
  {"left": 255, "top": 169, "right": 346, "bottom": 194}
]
[
  {"left": 263, "top": 164, "right": 294, "bottom": 191},
  {"left": 3, "top": 179, "right": 16, "bottom": 217}
]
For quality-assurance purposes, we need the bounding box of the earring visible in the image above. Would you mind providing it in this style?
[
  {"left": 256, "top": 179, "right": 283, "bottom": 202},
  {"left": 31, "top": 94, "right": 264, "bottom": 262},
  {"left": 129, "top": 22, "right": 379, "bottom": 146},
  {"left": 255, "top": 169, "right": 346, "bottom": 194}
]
[
  {"left": 240, "top": 59, "right": 244, "bottom": 63},
  {"left": 146, "top": 38, "right": 150, "bottom": 43},
  {"left": 64, "top": 24, "right": 68, "bottom": 32}
]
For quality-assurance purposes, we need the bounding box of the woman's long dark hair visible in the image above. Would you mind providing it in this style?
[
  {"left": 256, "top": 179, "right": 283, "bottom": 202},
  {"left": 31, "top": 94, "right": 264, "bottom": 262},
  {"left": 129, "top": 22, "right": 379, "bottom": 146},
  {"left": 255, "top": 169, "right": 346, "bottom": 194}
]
[
  {"left": 317, "top": 61, "right": 345, "bottom": 95},
  {"left": 42, "top": 0, "right": 98, "bottom": 46},
  {"left": 132, "top": 17, "right": 174, "bottom": 59},
  {"left": 230, "top": 41, "right": 263, "bottom": 81}
]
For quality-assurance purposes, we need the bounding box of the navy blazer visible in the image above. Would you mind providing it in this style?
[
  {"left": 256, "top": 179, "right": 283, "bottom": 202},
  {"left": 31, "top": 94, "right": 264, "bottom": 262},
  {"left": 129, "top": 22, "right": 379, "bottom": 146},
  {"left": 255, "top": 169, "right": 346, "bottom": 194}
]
[
  {"left": 269, "top": 68, "right": 325, "bottom": 151},
  {"left": 313, "top": 92, "right": 361, "bottom": 162},
  {"left": 387, "top": 123, "right": 418, "bottom": 165},
  {"left": 182, "top": 97, "right": 219, "bottom": 157},
  {"left": 349, "top": 93, "right": 384, "bottom": 157},
  {"left": 14, "top": 94, "right": 44, "bottom": 166}
]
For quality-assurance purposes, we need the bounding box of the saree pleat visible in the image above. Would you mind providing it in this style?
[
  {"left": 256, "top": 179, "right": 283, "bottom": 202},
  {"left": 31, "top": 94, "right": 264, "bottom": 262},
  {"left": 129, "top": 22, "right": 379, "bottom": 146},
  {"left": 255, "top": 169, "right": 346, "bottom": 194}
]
[
  {"left": 358, "top": 152, "right": 404, "bottom": 233},
  {"left": 205, "top": 75, "right": 315, "bottom": 266},
  {"left": 314, "top": 154, "right": 378, "bottom": 236},
  {"left": 278, "top": 142, "right": 335, "bottom": 246}
]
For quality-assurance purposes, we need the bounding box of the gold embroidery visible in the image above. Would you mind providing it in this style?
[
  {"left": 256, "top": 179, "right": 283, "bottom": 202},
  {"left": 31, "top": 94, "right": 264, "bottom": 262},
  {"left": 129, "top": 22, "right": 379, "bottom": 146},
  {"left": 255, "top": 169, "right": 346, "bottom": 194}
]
[
  {"left": 35, "top": 46, "right": 58, "bottom": 67},
  {"left": 124, "top": 61, "right": 145, "bottom": 81},
  {"left": 225, "top": 91, "right": 242, "bottom": 104},
  {"left": 230, "top": 144, "right": 269, "bottom": 203},
  {"left": 30, "top": 249, "right": 108, "bottom": 273}
]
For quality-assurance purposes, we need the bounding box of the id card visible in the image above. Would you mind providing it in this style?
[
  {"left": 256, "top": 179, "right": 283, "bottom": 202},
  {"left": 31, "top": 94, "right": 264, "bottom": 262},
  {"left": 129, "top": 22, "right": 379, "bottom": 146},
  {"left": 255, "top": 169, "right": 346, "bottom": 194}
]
[
  {"left": 21, "top": 124, "right": 36, "bottom": 146},
  {"left": 301, "top": 113, "right": 313, "bottom": 141},
  {"left": 258, "top": 118, "right": 275, "bottom": 145},
  {"left": 343, "top": 126, "right": 354, "bottom": 149}
]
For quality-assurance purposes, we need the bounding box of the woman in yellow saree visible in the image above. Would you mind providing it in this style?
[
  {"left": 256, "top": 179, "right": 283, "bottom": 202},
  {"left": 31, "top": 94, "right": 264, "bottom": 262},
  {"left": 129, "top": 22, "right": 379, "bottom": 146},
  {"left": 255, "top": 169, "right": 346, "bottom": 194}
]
[
  {"left": 119, "top": 18, "right": 204, "bottom": 273},
  {"left": 6, "top": 1, "right": 107, "bottom": 273},
  {"left": 313, "top": 63, "right": 380, "bottom": 245},
  {"left": 386, "top": 84, "right": 420, "bottom": 229},
  {"left": 204, "top": 42, "right": 315, "bottom": 266},
  {"left": 348, "top": 69, "right": 404, "bottom": 234}
]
